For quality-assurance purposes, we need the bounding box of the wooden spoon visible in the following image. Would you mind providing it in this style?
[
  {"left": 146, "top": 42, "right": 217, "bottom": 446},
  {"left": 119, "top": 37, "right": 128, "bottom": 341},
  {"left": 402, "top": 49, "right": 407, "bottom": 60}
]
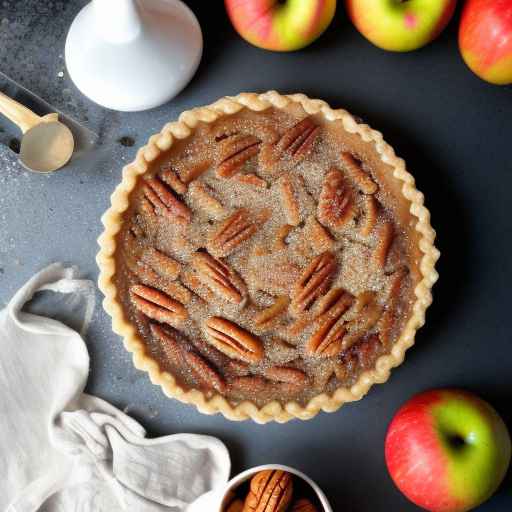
[{"left": 0, "top": 90, "right": 74, "bottom": 173}]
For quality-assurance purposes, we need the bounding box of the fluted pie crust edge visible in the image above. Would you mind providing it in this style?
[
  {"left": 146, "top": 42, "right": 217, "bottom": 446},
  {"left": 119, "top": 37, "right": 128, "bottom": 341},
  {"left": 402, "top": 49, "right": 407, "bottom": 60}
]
[{"left": 97, "top": 91, "right": 440, "bottom": 424}]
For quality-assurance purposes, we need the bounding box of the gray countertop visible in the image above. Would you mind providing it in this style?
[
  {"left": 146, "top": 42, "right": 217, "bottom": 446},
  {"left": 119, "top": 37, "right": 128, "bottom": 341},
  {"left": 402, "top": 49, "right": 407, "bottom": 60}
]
[{"left": 1, "top": 1, "right": 511, "bottom": 510}]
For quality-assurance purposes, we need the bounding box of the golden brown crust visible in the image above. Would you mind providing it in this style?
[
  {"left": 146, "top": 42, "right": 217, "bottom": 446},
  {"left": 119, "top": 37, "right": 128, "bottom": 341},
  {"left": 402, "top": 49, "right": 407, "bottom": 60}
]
[{"left": 97, "top": 91, "right": 439, "bottom": 424}]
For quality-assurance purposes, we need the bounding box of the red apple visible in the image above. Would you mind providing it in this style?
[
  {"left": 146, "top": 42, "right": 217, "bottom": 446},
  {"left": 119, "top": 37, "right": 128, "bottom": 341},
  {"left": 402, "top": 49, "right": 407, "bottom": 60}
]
[
  {"left": 459, "top": 0, "right": 512, "bottom": 84},
  {"left": 225, "top": 0, "right": 337, "bottom": 52},
  {"left": 385, "top": 389, "right": 511, "bottom": 512}
]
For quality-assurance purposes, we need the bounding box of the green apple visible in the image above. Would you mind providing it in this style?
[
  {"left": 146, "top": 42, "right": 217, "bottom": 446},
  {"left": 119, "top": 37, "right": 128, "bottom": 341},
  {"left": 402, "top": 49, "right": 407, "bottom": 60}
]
[{"left": 345, "top": 0, "right": 457, "bottom": 52}]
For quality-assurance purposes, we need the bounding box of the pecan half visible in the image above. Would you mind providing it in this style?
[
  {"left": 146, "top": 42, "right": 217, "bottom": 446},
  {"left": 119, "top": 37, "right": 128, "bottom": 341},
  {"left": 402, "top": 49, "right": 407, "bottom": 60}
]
[
  {"left": 141, "top": 247, "right": 180, "bottom": 281},
  {"left": 191, "top": 251, "right": 248, "bottom": 305},
  {"left": 278, "top": 174, "right": 301, "bottom": 226},
  {"left": 143, "top": 177, "right": 192, "bottom": 224},
  {"left": 264, "top": 366, "right": 308, "bottom": 393},
  {"left": 161, "top": 281, "right": 193, "bottom": 305},
  {"left": 291, "top": 498, "right": 318, "bottom": 512},
  {"left": 360, "top": 195, "right": 378, "bottom": 237},
  {"left": 181, "top": 270, "right": 215, "bottom": 304},
  {"left": 126, "top": 255, "right": 159, "bottom": 283},
  {"left": 128, "top": 252, "right": 191, "bottom": 304},
  {"left": 204, "top": 317, "right": 264, "bottom": 364},
  {"left": 276, "top": 117, "right": 320, "bottom": 164},
  {"left": 128, "top": 214, "right": 148, "bottom": 240},
  {"left": 306, "top": 290, "right": 354, "bottom": 357},
  {"left": 307, "top": 318, "right": 345, "bottom": 357},
  {"left": 208, "top": 208, "right": 258, "bottom": 257},
  {"left": 217, "top": 134, "right": 261, "bottom": 178},
  {"left": 130, "top": 284, "right": 187, "bottom": 327},
  {"left": 243, "top": 470, "right": 293, "bottom": 512},
  {"left": 340, "top": 151, "right": 378, "bottom": 194},
  {"left": 234, "top": 173, "right": 268, "bottom": 188},
  {"left": 342, "top": 292, "right": 382, "bottom": 350},
  {"left": 179, "top": 159, "right": 211, "bottom": 184},
  {"left": 372, "top": 221, "right": 394, "bottom": 270},
  {"left": 139, "top": 196, "right": 157, "bottom": 219},
  {"left": 302, "top": 216, "right": 334, "bottom": 255},
  {"left": 160, "top": 164, "right": 187, "bottom": 195},
  {"left": 313, "top": 287, "right": 354, "bottom": 320},
  {"left": 189, "top": 181, "right": 225, "bottom": 219},
  {"left": 318, "top": 168, "right": 355, "bottom": 231},
  {"left": 378, "top": 267, "right": 407, "bottom": 347},
  {"left": 285, "top": 315, "right": 313, "bottom": 338},
  {"left": 291, "top": 251, "right": 337, "bottom": 314},
  {"left": 225, "top": 359, "right": 251, "bottom": 377},
  {"left": 341, "top": 334, "right": 381, "bottom": 372},
  {"left": 254, "top": 295, "right": 290, "bottom": 329},
  {"left": 229, "top": 375, "right": 268, "bottom": 396},
  {"left": 150, "top": 323, "right": 225, "bottom": 393}
]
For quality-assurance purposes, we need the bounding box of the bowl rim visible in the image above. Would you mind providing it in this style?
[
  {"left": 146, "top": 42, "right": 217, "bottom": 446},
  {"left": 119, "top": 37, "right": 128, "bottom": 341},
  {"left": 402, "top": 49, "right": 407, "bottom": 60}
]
[{"left": 218, "top": 463, "right": 333, "bottom": 512}]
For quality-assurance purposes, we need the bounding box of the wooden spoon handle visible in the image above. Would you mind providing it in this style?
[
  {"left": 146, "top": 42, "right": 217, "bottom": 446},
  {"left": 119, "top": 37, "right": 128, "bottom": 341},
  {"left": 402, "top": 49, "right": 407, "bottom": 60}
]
[{"left": 0, "top": 90, "right": 43, "bottom": 134}]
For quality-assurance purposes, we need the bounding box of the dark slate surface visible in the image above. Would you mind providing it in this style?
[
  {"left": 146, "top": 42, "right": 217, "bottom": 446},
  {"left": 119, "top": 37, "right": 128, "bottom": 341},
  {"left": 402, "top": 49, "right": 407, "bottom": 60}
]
[{"left": 0, "top": 1, "right": 511, "bottom": 510}]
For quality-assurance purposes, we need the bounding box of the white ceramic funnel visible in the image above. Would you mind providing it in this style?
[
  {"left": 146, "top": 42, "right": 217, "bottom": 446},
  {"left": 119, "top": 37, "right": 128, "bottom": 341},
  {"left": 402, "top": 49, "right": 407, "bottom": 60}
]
[{"left": 65, "top": 0, "right": 202, "bottom": 112}]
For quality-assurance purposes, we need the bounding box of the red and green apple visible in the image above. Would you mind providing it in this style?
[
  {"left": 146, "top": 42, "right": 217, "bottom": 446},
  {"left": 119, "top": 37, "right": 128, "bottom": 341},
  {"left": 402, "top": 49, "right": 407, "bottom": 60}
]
[
  {"left": 459, "top": 0, "right": 512, "bottom": 85},
  {"left": 385, "top": 389, "right": 511, "bottom": 512},
  {"left": 345, "top": 0, "right": 457, "bottom": 52},
  {"left": 224, "top": 0, "right": 337, "bottom": 52}
]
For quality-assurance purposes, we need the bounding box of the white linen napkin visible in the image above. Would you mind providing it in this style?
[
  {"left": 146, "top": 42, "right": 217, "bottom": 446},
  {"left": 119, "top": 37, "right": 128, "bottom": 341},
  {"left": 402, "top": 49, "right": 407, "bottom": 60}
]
[{"left": 0, "top": 264, "right": 230, "bottom": 512}]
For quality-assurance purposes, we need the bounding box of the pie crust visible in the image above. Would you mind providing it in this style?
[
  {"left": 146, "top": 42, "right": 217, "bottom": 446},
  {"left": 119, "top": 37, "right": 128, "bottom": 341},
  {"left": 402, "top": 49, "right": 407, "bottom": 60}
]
[{"left": 97, "top": 91, "right": 439, "bottom": 423}]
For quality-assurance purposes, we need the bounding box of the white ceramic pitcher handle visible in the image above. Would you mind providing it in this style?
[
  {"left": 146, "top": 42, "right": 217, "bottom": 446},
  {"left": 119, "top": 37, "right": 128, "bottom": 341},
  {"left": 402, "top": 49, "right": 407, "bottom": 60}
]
[{"left": 92, "top": 0, "right": 142, "bottom": 42}]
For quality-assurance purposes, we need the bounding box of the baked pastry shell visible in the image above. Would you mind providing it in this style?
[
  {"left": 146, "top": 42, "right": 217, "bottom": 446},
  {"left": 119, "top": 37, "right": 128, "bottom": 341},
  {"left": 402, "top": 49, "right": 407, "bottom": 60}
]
[{"left": 97, "top": 91, "right": 440, "bottom": 424}]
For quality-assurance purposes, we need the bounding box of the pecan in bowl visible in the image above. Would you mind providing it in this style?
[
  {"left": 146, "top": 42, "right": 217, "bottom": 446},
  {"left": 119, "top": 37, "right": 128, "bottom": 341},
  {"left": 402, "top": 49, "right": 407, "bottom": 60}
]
[{"left": 217, "top": 465, "right": 332, "bottom": 512}]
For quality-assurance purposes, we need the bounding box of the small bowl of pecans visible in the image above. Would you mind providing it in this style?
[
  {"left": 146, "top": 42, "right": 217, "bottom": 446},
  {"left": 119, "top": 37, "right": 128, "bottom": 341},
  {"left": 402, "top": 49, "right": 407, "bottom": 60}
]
[{"left": 219, "top": 464, "right": 333, "bottom": 512}]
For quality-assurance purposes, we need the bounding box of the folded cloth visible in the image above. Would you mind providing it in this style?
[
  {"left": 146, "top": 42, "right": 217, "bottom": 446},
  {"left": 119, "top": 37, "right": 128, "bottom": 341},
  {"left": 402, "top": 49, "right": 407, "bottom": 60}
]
[{"left": 0, "top": 264, "right": 230, "bottom": 512}]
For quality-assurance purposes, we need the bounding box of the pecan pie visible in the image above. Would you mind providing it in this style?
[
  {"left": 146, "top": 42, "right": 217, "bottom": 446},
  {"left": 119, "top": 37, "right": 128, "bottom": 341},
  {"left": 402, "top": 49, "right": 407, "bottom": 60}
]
[{"left": 97, "top": 92, "right": 439, "bottom": 423}]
